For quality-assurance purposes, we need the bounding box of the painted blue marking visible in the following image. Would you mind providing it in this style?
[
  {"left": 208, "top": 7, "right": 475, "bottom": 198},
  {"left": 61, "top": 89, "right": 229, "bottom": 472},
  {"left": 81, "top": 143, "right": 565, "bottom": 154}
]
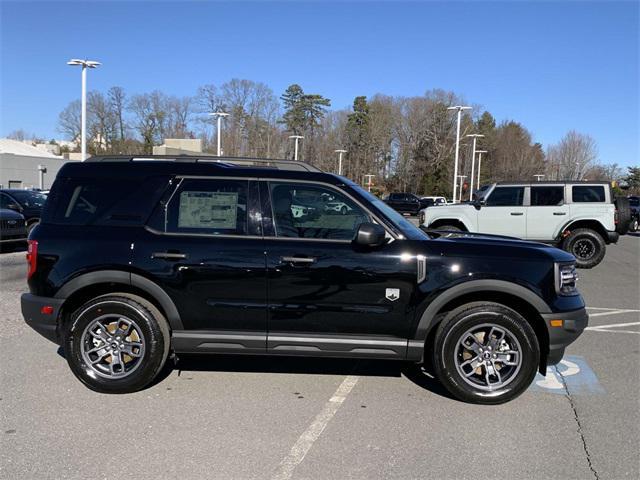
[{"left": 529, "top": 355, "right": 605, "bottom": 395}]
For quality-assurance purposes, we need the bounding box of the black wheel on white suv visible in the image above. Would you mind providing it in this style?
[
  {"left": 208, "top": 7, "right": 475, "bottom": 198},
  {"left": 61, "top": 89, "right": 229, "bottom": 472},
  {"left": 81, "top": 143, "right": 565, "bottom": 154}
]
[
  {"left": 64, "top": 293, "right": 170, "bottom": 394},
  {"left": 432, "top": 302, "right": 540, "bottom": 405},
  {"left": 562, "top": 228, "right": 606, "bottom": 269},
  {"left": 434, "top": 224, "right": 461, "bottom": 232}
]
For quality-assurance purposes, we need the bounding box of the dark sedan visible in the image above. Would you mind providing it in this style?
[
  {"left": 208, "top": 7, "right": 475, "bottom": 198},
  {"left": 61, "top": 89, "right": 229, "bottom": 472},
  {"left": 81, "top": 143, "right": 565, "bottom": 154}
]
[{"left": 0, "top": 208, "right": 27, "bottom": 248}]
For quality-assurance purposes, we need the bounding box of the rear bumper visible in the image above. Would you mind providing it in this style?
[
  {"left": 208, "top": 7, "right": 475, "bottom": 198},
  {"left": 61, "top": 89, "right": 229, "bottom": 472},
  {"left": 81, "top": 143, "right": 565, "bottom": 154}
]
[
  {"left": 606, "top": 230, "right": 619, "bottom": 243},
  {"left": 21, "top": 293, "right": 64, "bottom": 344},
  {"left": 542, "top": 307, "right": 588, "bottom": 365}
]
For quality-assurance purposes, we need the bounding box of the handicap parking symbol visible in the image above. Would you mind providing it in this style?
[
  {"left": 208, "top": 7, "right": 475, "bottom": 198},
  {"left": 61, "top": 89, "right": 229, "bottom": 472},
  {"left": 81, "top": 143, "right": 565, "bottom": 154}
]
[{"left": 529, "top": 355, "right": 605, "bottom": 395}]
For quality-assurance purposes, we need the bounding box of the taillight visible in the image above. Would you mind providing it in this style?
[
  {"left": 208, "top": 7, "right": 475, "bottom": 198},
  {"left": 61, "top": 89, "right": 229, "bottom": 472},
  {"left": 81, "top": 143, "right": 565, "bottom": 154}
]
[{"left": 26, "top": 240, "right": 38, "bottom": 279}]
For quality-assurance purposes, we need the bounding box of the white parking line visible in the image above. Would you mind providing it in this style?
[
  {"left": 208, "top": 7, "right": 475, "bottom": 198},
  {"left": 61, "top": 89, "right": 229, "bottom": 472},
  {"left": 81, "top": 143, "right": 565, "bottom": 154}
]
[
  {"left": 271, "top": 375, "right": 359, "bottom": 480},
  {"left": 588, "top": 309, "right": 640, "bottom": 317}
]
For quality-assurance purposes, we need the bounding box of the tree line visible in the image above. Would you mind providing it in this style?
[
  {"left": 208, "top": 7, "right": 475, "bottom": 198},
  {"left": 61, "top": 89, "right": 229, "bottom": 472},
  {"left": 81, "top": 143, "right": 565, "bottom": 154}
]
[{"left": 8, "top": 78, "right": 636, "bottom": 198}]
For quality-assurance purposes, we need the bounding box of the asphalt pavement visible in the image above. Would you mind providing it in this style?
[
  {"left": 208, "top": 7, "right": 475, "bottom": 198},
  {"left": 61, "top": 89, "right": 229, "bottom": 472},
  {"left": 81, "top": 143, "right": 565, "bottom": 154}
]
[{"left": 1, "top": 235, "right": 638, "bottom": 480}]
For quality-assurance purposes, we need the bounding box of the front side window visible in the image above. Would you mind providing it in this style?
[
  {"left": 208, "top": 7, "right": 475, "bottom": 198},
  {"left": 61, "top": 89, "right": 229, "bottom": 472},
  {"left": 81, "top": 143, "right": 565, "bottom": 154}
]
[
  {"left": 0, "top": 193, "right": 13, "bottom": 209},
  {"left": 10, "top": 191, "right": 47, "bottom": 209},
  {"left": 166, "top": 179, "right": 248, "bottom": 235},
  {"left": 485, "top": 187, "right": 525, "bottom": 206},
  {"left": 269, "top": 182, "right": 368, "bottom": 240},
  {"left": 572, "top": 185, "right": 605, "bottom": 203},
  {"left": 531, "top": 186, "right": 564, "bottom": 206}
]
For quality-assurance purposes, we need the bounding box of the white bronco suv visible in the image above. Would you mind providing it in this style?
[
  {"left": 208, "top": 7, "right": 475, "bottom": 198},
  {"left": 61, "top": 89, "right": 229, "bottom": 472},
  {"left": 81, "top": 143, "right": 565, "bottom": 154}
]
[{"left": 420, "top": 181, "right": 630, "bottom": 268}]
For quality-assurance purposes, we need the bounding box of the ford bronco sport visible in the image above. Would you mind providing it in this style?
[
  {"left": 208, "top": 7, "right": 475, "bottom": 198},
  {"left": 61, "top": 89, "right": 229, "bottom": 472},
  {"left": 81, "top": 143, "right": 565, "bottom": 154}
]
[
  {"left": 419, "top": 181, "right": 631, "bottom": 268},
  {"left": 22, "top": 156, "right": 588, "bottom": 404}
]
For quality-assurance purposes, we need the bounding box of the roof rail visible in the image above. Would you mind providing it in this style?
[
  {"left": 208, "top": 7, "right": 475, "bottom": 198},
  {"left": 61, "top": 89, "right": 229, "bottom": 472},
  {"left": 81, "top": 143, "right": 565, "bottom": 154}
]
[{"left": 85, "top": 154, "right": 322, "bottom": 172}]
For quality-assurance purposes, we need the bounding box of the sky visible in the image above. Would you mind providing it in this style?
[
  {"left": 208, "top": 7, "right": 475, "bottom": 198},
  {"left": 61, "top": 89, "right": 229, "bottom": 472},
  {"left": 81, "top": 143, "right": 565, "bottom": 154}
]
[{"left": 1, "top": 0, "right": 638, "bottom": 167}]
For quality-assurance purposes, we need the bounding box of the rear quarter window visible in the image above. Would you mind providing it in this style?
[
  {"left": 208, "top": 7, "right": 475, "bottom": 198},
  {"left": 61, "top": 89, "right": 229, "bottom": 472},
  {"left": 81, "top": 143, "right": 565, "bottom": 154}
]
[{"left": 572, "top": 185, "right": 606, "bottom": 203}]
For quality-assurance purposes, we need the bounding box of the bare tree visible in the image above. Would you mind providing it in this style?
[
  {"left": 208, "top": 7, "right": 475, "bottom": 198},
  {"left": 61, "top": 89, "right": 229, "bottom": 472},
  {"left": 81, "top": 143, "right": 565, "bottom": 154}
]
[
  {"left": 546, "top": 131, "right": 598, "bottom": 180},
  {"left": 108, "top": 86, "right": 127, "bottom": 143},
  {"left": 57, "top": 100, "right": 82, "bottom": 147}
]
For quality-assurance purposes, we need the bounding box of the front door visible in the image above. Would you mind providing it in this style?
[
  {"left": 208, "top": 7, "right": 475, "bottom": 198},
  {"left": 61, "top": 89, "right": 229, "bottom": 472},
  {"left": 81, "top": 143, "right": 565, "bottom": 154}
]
[
  {"left": 133, "top": 177, "right": 267, "bottom": 353},
  {"left": 478, "top": 186, "right": 527, "bottom": 237},
  {"left": 262, "top": 181, "right": 419, "bottom": 358}
]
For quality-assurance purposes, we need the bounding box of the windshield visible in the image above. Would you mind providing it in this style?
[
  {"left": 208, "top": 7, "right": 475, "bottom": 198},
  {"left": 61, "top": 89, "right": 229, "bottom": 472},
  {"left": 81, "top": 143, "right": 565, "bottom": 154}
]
[
  {"left": 350, "top": 185, "right": 428, "bottom": 240},
  {"left": 10, "top": 191, "right": 47, "bottom": 209}
]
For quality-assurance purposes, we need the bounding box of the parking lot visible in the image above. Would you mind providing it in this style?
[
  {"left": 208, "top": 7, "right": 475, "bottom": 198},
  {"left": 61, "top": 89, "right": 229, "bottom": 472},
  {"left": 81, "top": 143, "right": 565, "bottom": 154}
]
[{"left": 1, "top": 232, "right": 638, "bottom": 480}]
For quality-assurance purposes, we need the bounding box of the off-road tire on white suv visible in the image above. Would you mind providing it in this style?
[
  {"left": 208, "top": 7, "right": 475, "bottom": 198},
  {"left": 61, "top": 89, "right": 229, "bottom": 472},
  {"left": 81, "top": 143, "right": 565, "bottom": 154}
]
[
  {"left": 64, "top": 293, "right": 171, "bottom": 394},
  {"left": 562, "top": 228, "right": 606, "bottom": 269},
  {"left": 614, "top": 197, "right": 631, "bottom": 235},
  {"left": 432, "top": 302, "right": 540, "bottom": 405}
]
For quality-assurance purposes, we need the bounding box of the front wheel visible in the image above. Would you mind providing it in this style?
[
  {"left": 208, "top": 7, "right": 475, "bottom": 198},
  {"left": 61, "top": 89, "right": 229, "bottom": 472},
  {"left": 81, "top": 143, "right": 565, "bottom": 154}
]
[
  {"left": 432, "top": 302, "right": 540, "bottom": 405},
  {"left": 64, "top": 293, "right": 170, "bottom": 393},
  {"left": 630, "top": 217, "right": 639, "bottom": 232},
  {"left": 562, "top": 228, "right": 606, "bottom": 269}
]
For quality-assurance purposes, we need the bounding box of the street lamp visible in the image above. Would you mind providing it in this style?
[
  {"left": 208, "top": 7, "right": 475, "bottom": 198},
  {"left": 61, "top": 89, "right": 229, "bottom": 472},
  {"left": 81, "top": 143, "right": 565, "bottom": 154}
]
[
  {"left": 457, "top": 175, "right": 467, "bottom": 203},
  {"left": 364, "top": 174, "right": 375, "bottom": 192},
  {"left": 335, "top": 149, "right": 347, "bottom": 175},
  {"left": 209, "top": 112, "right": 229, "bottom": 156},
  {"left": 534, "top": 174, "right": 545, "bottom": 181},
  {"left": 466, "top": 134, "right": 484, "bottom": 197},
  {"left": 475, "top": 150, "right": 487, "bottom": 191},
  {"left": 67, "top": 59, "right": 101, "bottom": 161},
  {"left": 447, "top": 106, "right": 472, "bottom": 202},
  {"left": 289, "top": 135, "right": 304, "bottom": 161}
]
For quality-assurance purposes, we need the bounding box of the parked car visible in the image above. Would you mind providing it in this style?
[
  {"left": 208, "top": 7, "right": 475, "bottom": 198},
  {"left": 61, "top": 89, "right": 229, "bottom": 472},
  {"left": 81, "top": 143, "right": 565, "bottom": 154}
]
[
  {"left": 628, "top": 196, "right": 639, "bottom": 232},
  {"left": 22, "top": 155, "right": 587, "bottom": 404},
  {"left": 0, "top": 189, "right": 48, "bottom": 235},
  {"left": 420, "top": 196, "right": 448, "bottom": 207},
  {"left": 420, "top": 181, "right": 631, "bottom": 268},
  {"left": 383, "top": 192, "right": 428, "bottom": 215},
  {"left": 0, "top": 208, "right": 28, "bottom": 249}
]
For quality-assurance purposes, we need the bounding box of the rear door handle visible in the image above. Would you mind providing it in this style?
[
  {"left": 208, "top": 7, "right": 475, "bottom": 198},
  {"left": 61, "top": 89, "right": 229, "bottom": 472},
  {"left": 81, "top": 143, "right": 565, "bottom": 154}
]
[
  {"left": 553, "top": 212, "right": 567, "bottom": 216},
  {"left": 280, "top": 256, "right": 316, "bottom": 265},
  {"left": 152, "top": 252, "right": 187, "bottom": 260},
  {"left": 510, "top": 212, "right": 524, "bottom": 216}
]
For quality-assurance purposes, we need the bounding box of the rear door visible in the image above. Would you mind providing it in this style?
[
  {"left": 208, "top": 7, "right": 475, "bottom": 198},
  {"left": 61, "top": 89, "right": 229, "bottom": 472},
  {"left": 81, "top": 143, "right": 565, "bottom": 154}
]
[
  {"left": 133, "top": 177, "right": 268, "bottom": 352},
  {"left": 526, "top": 185, "right": 568, "bottom": 240},
  {"left": 478, "top": 186, "right": 527, "bottom": 237}
]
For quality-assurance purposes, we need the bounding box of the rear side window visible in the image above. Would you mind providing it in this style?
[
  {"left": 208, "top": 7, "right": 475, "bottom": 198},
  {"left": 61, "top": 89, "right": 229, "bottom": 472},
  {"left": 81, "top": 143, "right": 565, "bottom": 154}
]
[
  {"left": 486, "top": 187, "right": 524, "bottom": 206},
  {"left": 47, "top": 178, "right": 138, "bottom": 225},
  {"left": 573, "top": 186, "right": 605, "bottom": 203},
  {"left": 531, "top": 186, "right": 564, "bottom": 206},
  {"left": 165, "top": 179, "right": 248, "bottom": 236}
]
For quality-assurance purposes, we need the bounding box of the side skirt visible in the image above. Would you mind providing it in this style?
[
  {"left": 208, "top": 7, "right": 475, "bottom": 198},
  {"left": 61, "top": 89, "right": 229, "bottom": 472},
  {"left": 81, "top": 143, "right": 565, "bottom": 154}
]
[{"left": 171, "top": 330, "right": 416, "bottom": 360}]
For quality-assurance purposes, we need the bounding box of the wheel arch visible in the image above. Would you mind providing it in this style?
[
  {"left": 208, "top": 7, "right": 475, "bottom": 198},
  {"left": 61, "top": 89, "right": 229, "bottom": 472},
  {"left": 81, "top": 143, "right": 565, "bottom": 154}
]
[
  {"left": 411, "top": 280, "right": 551, "bottom": 374},
  {"left": 55, "top": 270, "right": 183, "bottom": 331},
  {"left": 557, "top": 219, "right": 610, "bottom": 243},
  {"left": 428, "top": 218, "right": 469, "bottom": 231}
]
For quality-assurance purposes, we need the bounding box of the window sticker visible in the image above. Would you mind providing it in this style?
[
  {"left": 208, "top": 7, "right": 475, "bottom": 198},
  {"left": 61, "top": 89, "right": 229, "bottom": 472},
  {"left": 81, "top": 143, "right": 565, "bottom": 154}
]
[{"left": 178, "top": 191, "right": 238, "bottom": 229}]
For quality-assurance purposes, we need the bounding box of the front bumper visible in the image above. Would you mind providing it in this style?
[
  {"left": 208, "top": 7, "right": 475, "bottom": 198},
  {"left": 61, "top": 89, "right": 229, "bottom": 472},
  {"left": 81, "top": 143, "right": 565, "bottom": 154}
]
[
  {"left": 542, "top": 307, "right": 588, "bottom": 365},
  {"left": 21, "top": 293, "right": 64, "bottom": 344}
]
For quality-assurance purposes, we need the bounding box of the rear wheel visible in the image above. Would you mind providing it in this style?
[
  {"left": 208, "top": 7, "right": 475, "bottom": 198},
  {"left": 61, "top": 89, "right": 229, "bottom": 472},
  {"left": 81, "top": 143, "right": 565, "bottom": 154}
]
[
  {"left": 64, "top": 293, "right": 170, "bottom": 393},
  {"left": 562, "top": 228, "right": 606, "bottom": 269},
  {"left": 614, "top": 197, "right": 631, "bottom": 235},
  {"left": 630, "top": 216, "right": 639, "bottom": 232},
  {"left": 432, "top": 302, "right": 540, "bottom": 405},
  {"left": 434, "top": 224, "right": 461, "bottom": 232}
]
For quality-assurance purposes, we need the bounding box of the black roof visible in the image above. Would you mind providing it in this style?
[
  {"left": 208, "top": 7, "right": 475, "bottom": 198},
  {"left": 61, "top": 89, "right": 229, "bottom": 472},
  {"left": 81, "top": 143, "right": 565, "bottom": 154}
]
[{"left": 60, "top": 155, "right": 345, "bottom": 184}]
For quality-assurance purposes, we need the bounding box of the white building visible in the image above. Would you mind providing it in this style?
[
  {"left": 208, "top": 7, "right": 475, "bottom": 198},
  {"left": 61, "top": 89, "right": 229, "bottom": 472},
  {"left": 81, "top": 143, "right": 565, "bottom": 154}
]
[{"left": 0, "top": 138, "right": 79, "bottom": 190}]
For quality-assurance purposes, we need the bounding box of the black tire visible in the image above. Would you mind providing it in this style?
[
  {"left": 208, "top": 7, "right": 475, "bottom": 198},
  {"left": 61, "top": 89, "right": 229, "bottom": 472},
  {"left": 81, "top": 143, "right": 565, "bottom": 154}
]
[
  {"left": 419, "top": 211, "right": 426, "bottom": 225},
  {"left": 340, "top": 206, "right": 347, "bottom": 215},
  {"left": 64, "top": 293, "right": 170, "bottom": 394},
  {"left": 562, "top": 228, "right": 606, "bottom": 269},
  {"left": 614, "top": 197, "right": 631, "bottom": 235},
  {"left": 434, "top": 224, "right": 461, "bottom": 232},
  {"left": 432, "top": 302, "right": 540, "bottom": 405},
  {"left": 27, "top": 221, "right": 39, "bottom": 236},
  {"left": 630, "top": 216, "right": 639, "bottom": 232}
]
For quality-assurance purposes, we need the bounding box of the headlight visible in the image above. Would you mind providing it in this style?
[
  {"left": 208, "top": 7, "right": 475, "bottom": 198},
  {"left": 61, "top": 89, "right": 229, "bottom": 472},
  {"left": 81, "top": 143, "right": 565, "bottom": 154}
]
[{"left": 555, "top": 262, "right": 579, "bottom": 296}]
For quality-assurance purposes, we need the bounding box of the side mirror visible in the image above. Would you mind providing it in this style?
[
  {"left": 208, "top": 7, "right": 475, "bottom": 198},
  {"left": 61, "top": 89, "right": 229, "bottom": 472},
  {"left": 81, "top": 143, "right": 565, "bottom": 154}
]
[
  {"left": 354, "top": 223, "right": 387, "bottom": 247},
  {"left": 6, "top": 203, "right": 22, "bottom": 212}
]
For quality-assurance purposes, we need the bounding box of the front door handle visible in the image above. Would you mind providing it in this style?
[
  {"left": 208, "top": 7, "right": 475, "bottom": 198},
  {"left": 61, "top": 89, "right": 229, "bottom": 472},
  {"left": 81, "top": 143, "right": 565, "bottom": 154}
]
[
  {"left": 510, "top": 212, "right": 524, "bottom": 216},
  {"left": 553, "top": 212, "right": 567, "bottom": 216},
  {"left": 152, "top": 252, "right": 187, "bottom": 260},
  {"left": 280, "top": 256, "right": 316, "bottom": 265}
]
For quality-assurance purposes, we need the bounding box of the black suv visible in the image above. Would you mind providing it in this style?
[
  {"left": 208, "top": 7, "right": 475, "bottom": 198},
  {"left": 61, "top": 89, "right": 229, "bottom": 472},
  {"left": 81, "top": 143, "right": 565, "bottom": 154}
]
[
  {"left": 383, "top": 192, "right": 428, "bottom": 215},
  {"left": 21, "top": 156, "right": 588, "bottom": 404}
]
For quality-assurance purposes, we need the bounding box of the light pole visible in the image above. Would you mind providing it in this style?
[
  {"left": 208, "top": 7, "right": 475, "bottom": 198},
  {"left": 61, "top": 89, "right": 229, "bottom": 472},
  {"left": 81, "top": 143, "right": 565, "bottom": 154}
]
[
  {"left": 289, "top": 135, "right": 304, "bottom": 161},
  {"left": 209, "top": 112, "right": 229, "bottom": 156},
  {"left": 457, "top": 175, "right": 467, "bottom": 202},
  {"left": 335, "top": 149, "right": 347, "bottom": 175},
  {"left": 364, "top": 174, "right": 375, "bottom": 192},
  {"left": 67, "top": 59, "right": 101, "bottom": 161},
  {"left": 447, "top": 106, "right": 472, "bottom": 202},
  {"left": 466, "top": 134, "right": 484, "bottom": 198},
  {"left": 37, "top": 165, "right": 47, "bottom": 189},
  {"left": 534, "top": 174, "right": 545, "bottom": 181},
  {"left": 475, "top": 150, "right": 487, "bottom": 191}
]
